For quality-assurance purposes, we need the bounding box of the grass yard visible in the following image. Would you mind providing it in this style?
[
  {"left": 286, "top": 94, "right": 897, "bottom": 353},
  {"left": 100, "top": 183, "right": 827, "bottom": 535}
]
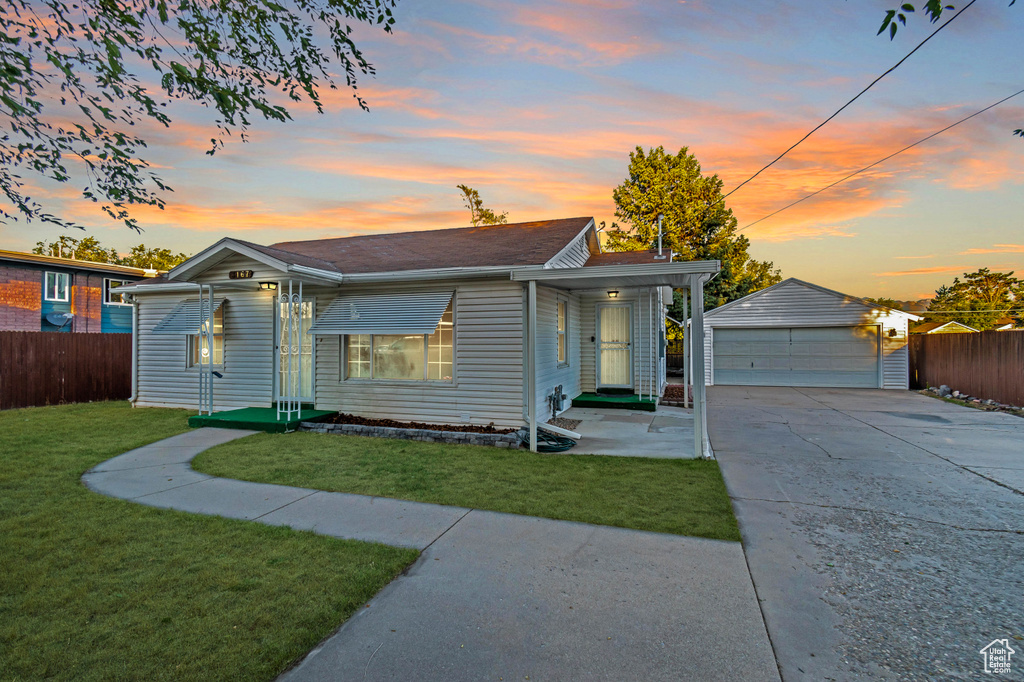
[
  {"left": 194, "top": 432, "right": 740, "bottom": 542},
  {"left": 0, "top": 402, "right": 418, "bottom": 682}
]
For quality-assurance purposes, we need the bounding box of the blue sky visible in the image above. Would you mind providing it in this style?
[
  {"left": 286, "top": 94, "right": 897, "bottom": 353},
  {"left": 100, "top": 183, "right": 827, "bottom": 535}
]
[{"left": 5, "top": 0, "right": 1023, "bottom": 299}]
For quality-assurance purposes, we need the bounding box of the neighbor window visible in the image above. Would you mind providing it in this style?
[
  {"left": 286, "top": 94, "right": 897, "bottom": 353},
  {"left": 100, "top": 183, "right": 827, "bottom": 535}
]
[
  {"left": 104, "top": 279, "right": 130, "bottom": 305},
  {"left": 44, "top": 271, "right": 69, "bottom": 302},
  {"left": 188, "top": 306, "right": 224, "bottom": 366},
  {"left": 345, "top": 300, "right": 453, "bottom": 382},
  {"left": 557, "top": 298, "right": 568, "bottom": 365}
]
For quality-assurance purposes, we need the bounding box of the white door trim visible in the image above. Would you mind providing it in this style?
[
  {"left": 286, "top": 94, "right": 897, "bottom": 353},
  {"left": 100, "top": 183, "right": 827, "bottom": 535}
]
[{"left": 596, "top": 302, "right": 633, "bottom": 389}]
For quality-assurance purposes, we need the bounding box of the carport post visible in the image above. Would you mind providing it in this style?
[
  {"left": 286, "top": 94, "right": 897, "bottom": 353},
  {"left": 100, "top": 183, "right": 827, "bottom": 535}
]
[
  {"left": 681, "top": 288, "right": 689, "bottom": 409},
  {"left": 691, "top": 275, "right": 711, "bottom": 458}
]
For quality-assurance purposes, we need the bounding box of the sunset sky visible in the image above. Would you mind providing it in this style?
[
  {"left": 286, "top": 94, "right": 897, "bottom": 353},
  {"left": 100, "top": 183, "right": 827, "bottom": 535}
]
[{"left": 4, "top": 0, "right": 1024, "bottom": 300}]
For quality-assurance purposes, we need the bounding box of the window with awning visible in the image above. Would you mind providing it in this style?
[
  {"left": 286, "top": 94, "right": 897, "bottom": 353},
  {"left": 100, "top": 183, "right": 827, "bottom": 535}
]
[
  {"left": 309, "top": 291, "right": 454, "bottom": 336},
  {"left": 311, "top": 292, "right": 455, "bottom": 382},
  {"left": 151, "top": 299, "right": 226, "bottom": 334}
]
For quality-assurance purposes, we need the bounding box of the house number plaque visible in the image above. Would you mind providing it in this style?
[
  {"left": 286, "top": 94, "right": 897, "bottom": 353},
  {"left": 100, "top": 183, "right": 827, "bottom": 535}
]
[{"left": 228, "top": 270, "right": 254, "bottom": 279}]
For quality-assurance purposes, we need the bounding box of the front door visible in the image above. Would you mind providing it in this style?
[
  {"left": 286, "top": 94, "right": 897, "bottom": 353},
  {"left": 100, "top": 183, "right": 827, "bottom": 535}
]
[
  {"left": 275, "top": 294, "right": 315, "bottom": 402},
  {"left": 597, "top": 304, "right": 632, "bottom": 388}
]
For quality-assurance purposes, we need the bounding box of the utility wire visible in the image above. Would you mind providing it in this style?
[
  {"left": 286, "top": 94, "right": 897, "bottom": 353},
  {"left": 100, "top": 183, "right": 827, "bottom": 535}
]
[
  {"left": 723, "top": 0, "right": 979, "bottom": 200},
  {"left": 741, "top": 87, "right": 1024, "bottom": 230}
]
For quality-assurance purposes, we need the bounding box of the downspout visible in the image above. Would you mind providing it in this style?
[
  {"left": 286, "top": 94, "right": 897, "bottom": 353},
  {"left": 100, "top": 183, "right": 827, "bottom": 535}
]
[{"left": 128, "top": 294, "right": 139, "bottom": 406}]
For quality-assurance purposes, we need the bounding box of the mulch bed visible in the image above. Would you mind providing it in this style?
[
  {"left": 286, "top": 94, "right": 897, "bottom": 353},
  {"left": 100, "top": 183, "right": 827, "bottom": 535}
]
[
  {"left": 320, "top": 413, "right": 518, "bottom": 434},
  {"left": 662, "top": 385, "right": 690, "bottom": 403}
]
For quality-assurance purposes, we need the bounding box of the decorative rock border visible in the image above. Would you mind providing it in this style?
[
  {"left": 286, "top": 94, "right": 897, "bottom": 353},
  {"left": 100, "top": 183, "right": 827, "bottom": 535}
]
[{"left": 300, "top": 421, "right": 526, "bottom": 448}]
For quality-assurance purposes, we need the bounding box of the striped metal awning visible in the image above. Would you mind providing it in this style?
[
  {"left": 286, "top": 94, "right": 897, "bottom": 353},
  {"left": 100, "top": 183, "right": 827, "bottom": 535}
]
[
  {"left": 310, "top": 291, "right": 453, "bottom": 335},
  {"left": 151, "top": 299, "right": 225, "bottom": 334}
]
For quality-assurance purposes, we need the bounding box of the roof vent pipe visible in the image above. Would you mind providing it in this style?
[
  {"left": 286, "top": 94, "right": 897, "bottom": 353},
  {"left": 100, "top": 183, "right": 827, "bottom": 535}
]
[{"left": 655, "top": 214, "right": 667, "bottom": 259}]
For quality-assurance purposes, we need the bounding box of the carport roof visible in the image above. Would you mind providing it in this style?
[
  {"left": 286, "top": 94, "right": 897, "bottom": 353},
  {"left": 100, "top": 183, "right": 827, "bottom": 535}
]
[{"left": 510, "top": 260, "right": 720, "bottom": 290}]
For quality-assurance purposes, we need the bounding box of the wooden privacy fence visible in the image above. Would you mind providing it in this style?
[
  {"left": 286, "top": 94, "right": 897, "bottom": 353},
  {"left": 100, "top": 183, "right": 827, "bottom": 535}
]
[
  {"left": 909, "top": 330, "right": 1024, "bottom": 406},
  {"left": 0, "top": 331, "right": 131, "bottom": 410}
]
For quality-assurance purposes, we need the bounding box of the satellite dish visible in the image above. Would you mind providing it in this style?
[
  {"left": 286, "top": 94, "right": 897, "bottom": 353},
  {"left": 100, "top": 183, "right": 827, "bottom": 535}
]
[{"left": 45, "top": 312, "right": 74, "bottom": 329}]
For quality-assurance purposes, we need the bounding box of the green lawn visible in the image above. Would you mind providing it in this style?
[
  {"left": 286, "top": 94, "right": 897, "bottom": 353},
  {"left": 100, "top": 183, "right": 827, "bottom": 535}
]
[
  {"left": 194, "top": 432, "right": 740, "bottom": 541},
  {"left": 0, "top": 402, "right": 418, "bottom": 682}
]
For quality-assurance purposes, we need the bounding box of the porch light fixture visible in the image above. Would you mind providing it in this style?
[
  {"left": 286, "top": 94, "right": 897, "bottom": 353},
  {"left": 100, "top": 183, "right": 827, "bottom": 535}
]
[
  {"left": 607, "top": 290, "right": 619, "bottom": 298},
  {"left": 259, "top": 281, "right": 278, "bottom": 291}
]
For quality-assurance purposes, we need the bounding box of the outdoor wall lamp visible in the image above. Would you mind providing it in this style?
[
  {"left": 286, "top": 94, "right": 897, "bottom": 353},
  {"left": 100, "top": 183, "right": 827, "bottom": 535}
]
[
  {"left": 259, "top": 282, "right": 278, "bottom": 291},
  {"left": 607, "top": 290, "right": 619, "bottom": 298}
]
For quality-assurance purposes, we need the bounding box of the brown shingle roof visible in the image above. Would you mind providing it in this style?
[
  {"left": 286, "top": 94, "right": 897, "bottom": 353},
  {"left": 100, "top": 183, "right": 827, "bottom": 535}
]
[
  {"left": 270, "top": 217, "right": 593, "bottom": 274},
  {"left": 584, "top": 250, "right": 668, "bottom": 267},
  {"left": 232, "top": 239, "right": 340, "bottom": 272}
]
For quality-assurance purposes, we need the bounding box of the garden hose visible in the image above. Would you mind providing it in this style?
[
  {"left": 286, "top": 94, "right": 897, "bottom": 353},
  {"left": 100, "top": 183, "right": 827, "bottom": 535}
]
[{"left": 521, "top": 428, "right": 577, "bottom": 453}]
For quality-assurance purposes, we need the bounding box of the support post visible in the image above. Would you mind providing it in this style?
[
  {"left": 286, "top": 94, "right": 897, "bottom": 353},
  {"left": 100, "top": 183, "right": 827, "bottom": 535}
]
[
  {"left": 207, "top": 284, "right": 214, "bottom": 415},
  {"left": 691, "top": 275, "right": 711, "bottom": 458},
  {"left": 528, "top": 280, "right": 538, "bottom": 453},
  {"left": 287, "top": 280, "right": 294, "bottom": 421},
  {"left": 682, "top": 288, "right": 689, "bottom": 409}
]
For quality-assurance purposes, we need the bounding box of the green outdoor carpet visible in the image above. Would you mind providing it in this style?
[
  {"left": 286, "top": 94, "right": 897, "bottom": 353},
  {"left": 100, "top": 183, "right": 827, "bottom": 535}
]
[
  {"left": 571, "top": 393, "right": 658, "bottom": 412},
  {"left": 188, "top": 407, "right": 335, "bottom": 433}
]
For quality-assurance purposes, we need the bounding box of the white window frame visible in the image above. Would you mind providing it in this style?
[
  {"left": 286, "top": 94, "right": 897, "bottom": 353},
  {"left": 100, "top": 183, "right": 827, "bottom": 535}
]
[
  {"left": 44, "top": 271, "right": 70, "bottom": 302},
  {"left": 556, "top": 296, "right": 569, "bottom": 367},
  {"left": 187, "top": 305, "right": 225, "bottom": 368},
  {"left": 103, "top": 278, "right": 131, "bottom": 306},
  {"left": 343, "top": 299, "right": 455, "bottom": 384}
]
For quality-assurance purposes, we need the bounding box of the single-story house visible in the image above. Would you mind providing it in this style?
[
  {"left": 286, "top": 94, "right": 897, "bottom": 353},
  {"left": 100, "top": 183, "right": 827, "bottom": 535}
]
[
  {"left": 910, "top": 320, "right": 979, "bottom": 334},
  {"left": 994, "top": 317, "right": 1019, "bottom": 331},
  {"left": 699, "top": 278, "right": 921, "bottom": 389},
  {"left": 0, "top": 249, "right": 159, "bottom": 333},
  {"left": 117, "top": 218, "right": 720, "bottom": 454}
]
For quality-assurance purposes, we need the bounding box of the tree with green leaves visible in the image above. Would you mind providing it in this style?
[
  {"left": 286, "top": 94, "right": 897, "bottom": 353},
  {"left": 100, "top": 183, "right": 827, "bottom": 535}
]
[
  {"left": 117, "top": 244, "right": 189, "bottom": 270},
  {"left": 865, "top": 296, "right": 904, "bottom": 310},
  {"left": 925, "top": 268, "right": 1023, "bottom": 330},
  {"left": 876, "top": 1, "right": 1021, "bottom": 137},
  {"left": 603, "top": 146, "right": 782, "bottom": 315},
  {"left": 2, "top": 0, "right": 397, "bottom": 232},
  {"left": 33, "top": 236, "right": 188, "bottom": 270},
  {"left": 33, "top": 236, "right": 118, "bottom": 263},
  {"left": 457, "top": 185, "right": 508, "bottom": 226}
]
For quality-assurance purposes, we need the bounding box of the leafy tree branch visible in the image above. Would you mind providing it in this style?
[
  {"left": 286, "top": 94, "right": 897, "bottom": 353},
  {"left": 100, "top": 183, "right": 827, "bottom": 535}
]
[{"left": 1, "top": 0, "right": 397, "bottom": 232}]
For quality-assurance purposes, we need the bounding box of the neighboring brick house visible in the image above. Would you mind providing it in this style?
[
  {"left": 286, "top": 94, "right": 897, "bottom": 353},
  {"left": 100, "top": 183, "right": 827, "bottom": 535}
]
[{"left": 0, "top": 249, "right": 159, "bottom": 333}]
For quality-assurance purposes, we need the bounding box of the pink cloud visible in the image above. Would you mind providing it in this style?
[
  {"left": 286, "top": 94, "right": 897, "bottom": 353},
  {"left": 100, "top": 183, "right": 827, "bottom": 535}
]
[{"left": 960, "top": 244, "right": 1024, "bottom": 254}]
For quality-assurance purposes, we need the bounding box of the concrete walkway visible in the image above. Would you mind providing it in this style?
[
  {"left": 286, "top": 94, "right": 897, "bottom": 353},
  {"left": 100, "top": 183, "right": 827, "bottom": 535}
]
[
  {"left": 560, "top": 404, "right": 696, "bottom": 458},
  {"left": 84, "top": 428, "right": 779, "bottom": 681}
]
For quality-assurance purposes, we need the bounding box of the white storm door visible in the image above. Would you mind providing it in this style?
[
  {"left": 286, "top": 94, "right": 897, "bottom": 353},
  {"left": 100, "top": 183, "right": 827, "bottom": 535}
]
[
  {"left": 275, "top": 296, "right": 315, "bottom": 401},
  {"left": 597, "top": 304, "right": 633, "bottom": 388}
]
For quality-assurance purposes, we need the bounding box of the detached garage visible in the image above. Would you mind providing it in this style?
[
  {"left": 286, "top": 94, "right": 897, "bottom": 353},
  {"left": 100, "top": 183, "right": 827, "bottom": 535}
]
[{"left": 702, "top": 278, "right": 920, "bottom": 389}]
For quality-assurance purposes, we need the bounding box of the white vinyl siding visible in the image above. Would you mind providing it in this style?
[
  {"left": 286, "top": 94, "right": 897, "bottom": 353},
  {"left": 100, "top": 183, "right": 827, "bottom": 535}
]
[
  {"left": 532, "top": 286, "right": 581, "bottom": 422},
  {"left": 703, "top": 279, "right": 913, "bottom": 389},
  {"left": 317, "top": 279, "right": 526, "bottom": 428},
  {"left": 134, "top": 254, "right": 296, "bottom": 410},
  {"left": 546, "top": 232, "right": 591, "bottom": 268},
  {"left": 136, "top": 290, "right": 277, "bottom": 410}
]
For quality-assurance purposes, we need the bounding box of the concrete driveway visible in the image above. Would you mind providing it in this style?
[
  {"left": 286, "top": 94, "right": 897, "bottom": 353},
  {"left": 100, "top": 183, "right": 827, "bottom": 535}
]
[{"left": 710, "top": 386, "right": 1024, "bottom": 680}]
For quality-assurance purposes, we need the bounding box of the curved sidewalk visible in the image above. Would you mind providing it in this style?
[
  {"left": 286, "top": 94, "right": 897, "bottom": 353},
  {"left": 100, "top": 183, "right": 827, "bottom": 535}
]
[{"left": 84, "top": 427, "right": 780, "bottom": 682}]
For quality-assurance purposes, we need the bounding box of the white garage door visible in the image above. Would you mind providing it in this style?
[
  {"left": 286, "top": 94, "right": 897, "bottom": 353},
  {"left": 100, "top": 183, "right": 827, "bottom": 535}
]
[{"left": 713, "top": 326, "right": 880, "bottom": 388}]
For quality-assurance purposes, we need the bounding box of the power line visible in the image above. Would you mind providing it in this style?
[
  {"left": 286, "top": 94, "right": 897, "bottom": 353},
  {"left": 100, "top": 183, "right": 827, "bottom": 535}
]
[
  {"left": 741, "top": 87, "right": 1024, "bottom": 230},
  {"left": 723, "top": 0, "right": 979, "bottom": 200}
]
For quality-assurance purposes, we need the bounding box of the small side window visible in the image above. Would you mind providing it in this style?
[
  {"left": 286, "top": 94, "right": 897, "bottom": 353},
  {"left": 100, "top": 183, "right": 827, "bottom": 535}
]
[
  {"left": 44, "top": 272, "right": 70, "bottom": 302},
  {"left": 104, "top": 279, "right": 130, "bottom": 305},
  {"left": 557, "top": 298, "right": 568, "bottom": 366}
]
